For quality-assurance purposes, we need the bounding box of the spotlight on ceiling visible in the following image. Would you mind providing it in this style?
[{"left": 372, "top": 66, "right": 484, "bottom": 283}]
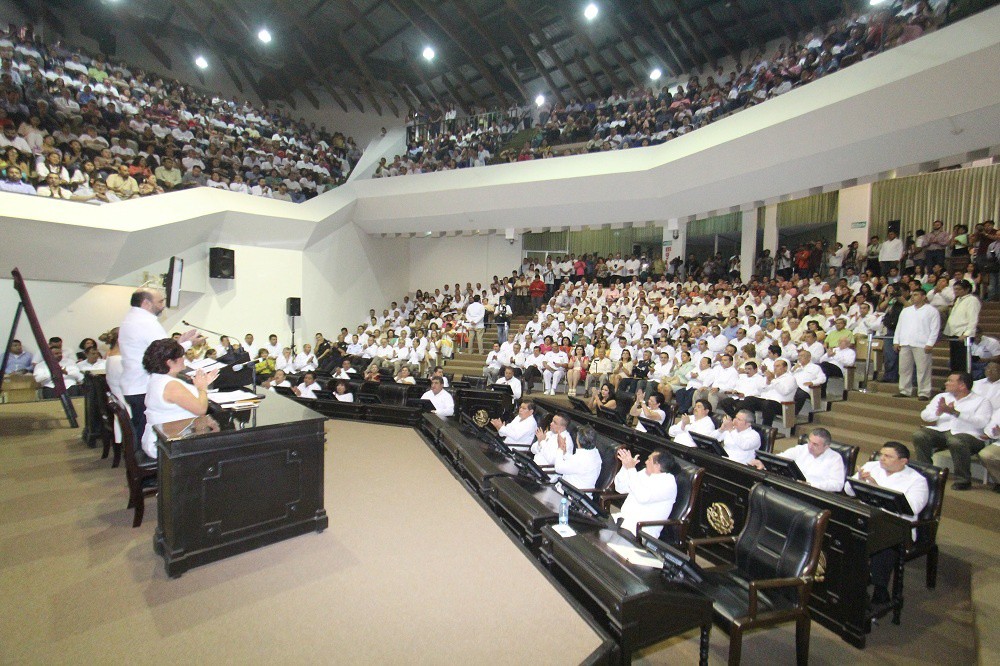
[
  {"left": 258, "top": 29, "right": 272, "bottom": 44},
  {"left": 649, "top": 68, "right": 662, "bottom": 81},
  {"left": 194, "top": 55, "right": 208, "bottom": 69},
  {"left": 869, "top": 0, "right": 889, "bottom": 5},
  {"left": 584, "top": 3, "right": 599, "bottom": 21},
  {"left": 535, "top": 94, "right": 546, "bottom": 107},
  {"left": 422, "top": 46, "right": 436, "bottom": 61}
]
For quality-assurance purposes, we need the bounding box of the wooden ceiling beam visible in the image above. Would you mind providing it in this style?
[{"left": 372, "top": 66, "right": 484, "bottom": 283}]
[
  {"left": 450, "top": 0, "right": 529, "bottom": 101},
  {"left": 571, "top": 50, "right": 603, "bottom": 98},
  {"left": 636, "top": 0, "right": 695, "bottom": 73},
  {"left": 764, "top": 0, "right": 798, "bottom": 41},
  {"left": 728, "top": 0, "right": 767, "bottom": 52},
  {"left": 505, "top": 19, "right": 566, "bottom": 106},
  {"left": 387, "top": 1, "right": 483, "bottom": 112},
  {"left": 701, "top": 5, "right": 740, "bottom": 63},
  {"left": 504, "top": 0, "right": 587, "bottom": 102},
  {"left": 615, "top": 7, "right": 685, "bottom": 77},
  {"left": 557, "top": 6, "right": 630, "bottom": 93},
  {"left": 666, "top": 0, "right": 717, "bottom": 68},
  {"left": 411, "top": 0, "right": 510, "bottom": 105}
]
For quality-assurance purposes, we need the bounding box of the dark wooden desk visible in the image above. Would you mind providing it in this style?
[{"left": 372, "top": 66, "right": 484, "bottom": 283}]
[
  {"left": 540, "top": 523, "right": 713, "bottom": 665},
  {"left": 153, "top": 391, "right": 328, "bottom": 578},
  {"left": 535, "top": 398, "right": 911, "bottom": 648}
]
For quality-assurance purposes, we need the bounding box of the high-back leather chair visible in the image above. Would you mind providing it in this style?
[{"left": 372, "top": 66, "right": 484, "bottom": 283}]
[
  {"left": 751, "top": 423, "right": 777, "bottom": 454},
  {"left": 688, "top": 483, "right": 831, "bottom": 666},
  {"left": 109, "top": 397, "right": 157, "bottom": 528},
  {"left": 635, "top": 457, "right": 704, "bottom": 547},
  {"left": 97, "top": 386, "right": 121, "bottom": 467},
  {"left": 377, "top": 383, "right": 410, "bottom": 406}
]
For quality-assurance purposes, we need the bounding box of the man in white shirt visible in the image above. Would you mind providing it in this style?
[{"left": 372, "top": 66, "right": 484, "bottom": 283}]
[
  {"left": 34, "top": 354, "right": 84, "bottom": 398},
  {"left": 893, "top": 288, "right": 940, "bottom": 399},
  {"left": 706, "top": 353, "right": 740, "bottom": 411},
  {"left": 971, "top": 334, "right": 1000, "bottom": 379},
  {"left": 264, "top": 334, "right": 281, "bottom": 358},
  {"left": 494, "top": 365, "right": 522, "bottom": 400},
  {"left": 972, "top": 362, "right": 1000, "bottom": 410},
  {"left": 294, "top": 344, "right": 318, "bottom": 372},
  {"left": 119, "top": 288, "right": 201, "bottom": 436},
  {"left": 541, "top": 347, "right": 568, "bottom": 396},
  {"left": 612, "top": 446, "right": 677, "bottom": 538},
  {"left": 292, "top": 372, "right": 322, "bottom": 399},
  {"left": 530, "top": 413, "right": 574, "bottom": 466},
  {"left": 77, "top": 347, "right": 107, "bottom": 373},
  {"left": 420, "top": 377, "right": 455, "bottom": 417},
  {"left": 718, "top": 361, "right": 767, "bottom": 417},
  {"left": 790, "top": 349, "right": 826, "bottom": 414},
  {"left": 845, "top": 442, "right": 929, "bottom": 604},
  {"left": 754, "top": 427, "right": 846, "bottom": 492},
  {"left": 736, "top": 359, "right": 798, "bottom": 427},
  {"left": 913, "top": 371, "right": 992, "bottom": 490},
  {"left": 712, "top": 410, "right": 762, "bottom": 464},
  {"left": 490, "top": 400, "right": 537, "bottom": 448},
  {"left": 465, "top": 295, "right": 486, "bottom": 354},
  {"left": 483, "top": 343, "right": 503, "bottom": 384},
  {"left": 554, "top": 426, "right": 603, "bottom": 491},
  {"left": 878, "top": 230, "right": 903, "bottom": 276}
]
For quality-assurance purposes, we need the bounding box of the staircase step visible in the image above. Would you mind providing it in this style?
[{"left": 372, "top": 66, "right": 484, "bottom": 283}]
[
  {"left": 844, "top": 388, "right": 928, "bottom": 410},
  {"left": 814, "top": 412, "right": 917, "bottom": 441},
  {"left": 826, "top": 400, "right": 925, "bottom": 424}
]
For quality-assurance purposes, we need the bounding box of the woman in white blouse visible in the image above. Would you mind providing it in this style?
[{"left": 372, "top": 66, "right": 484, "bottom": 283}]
[{"left": 142, "top": 338, "right": 218, "bottom": 459}]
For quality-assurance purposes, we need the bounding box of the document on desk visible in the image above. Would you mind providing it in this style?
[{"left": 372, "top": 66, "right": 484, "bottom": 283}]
[
  {"left": 208, "top": 390, "right": 261, "bottom": 405},
  {"left": 550, "top": 524, "right": 577, "bottom": 538},
  {"left": 187, "top": 358, "right": 227, "bottom": 372},
  {"left": 607, "top": 543, "right": 664, "bottom": 569}
]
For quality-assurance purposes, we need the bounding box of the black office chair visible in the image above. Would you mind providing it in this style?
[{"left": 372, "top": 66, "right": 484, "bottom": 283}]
[
  {"left": 465, "top": 376, "right": 487, "bottom": 389},
  {"left": 109, "top": 397, "right": 157, "bottom": 528},
  {"left": 688, "top": 483, "right": 831, "bottom": 666},
  {"left": 377, "top": 383, "right": 410, "bottom": 406},
  {"left": 751, "top": 423, "right": 777, "bottom": 454}
]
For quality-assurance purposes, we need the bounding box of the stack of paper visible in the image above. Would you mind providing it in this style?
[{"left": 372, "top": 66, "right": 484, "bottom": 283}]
[
  {"left": 186, "top": 358, "right": 227, "bottom": 372},
  {"left": 208, "top": 390, "right": 261, "bottom": 406},
  {"left": 607, "top": 543, "right": 663, "bottom": 569}
]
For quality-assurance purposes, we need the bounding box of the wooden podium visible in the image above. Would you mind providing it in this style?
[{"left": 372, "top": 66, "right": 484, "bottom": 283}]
[{"left": 153, "top": 392, "right": 328, "bottom": 578}]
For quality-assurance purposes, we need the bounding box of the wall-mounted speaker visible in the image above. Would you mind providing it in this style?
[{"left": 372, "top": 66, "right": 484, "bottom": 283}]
[
  {"left": 209, "top": 247, "right": 235, "bottom": 279},
  {"left": 286, "top": 297, "right": 301, "bottom": 317},
  {"left": 887, "top": 220, "right": 901, "bottom": 236}
]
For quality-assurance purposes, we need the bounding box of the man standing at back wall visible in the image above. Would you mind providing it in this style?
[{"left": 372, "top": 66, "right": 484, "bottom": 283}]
[{"left": 119, "top": 288, "right": 202, "bottom": 437}]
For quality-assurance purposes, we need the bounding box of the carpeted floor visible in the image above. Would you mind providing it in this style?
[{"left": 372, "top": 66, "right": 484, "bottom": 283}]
[
  {"left": 0, "top": 399, "right": 996, "bottom": 664},
  {"left": 0, "top": 400, "right": 603, "bottom": 664}
]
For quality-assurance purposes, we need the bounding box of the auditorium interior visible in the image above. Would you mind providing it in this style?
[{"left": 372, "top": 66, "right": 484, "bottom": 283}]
[{"left": 1, "top": 1, "right": 999, "bottom": 664}]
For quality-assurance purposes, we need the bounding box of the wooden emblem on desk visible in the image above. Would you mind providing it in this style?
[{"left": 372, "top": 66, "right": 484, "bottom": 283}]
[
  {"left": 707, "top": 502, "right": 735, "bottom": 535},
  {"left": 473, "top": 409, "right": 490, "bottom": 428}
]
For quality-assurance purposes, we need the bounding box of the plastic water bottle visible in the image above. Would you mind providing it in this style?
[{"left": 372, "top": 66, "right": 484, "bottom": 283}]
[{"left": 559, "top": 497, "right": 569, "bottom": 525}]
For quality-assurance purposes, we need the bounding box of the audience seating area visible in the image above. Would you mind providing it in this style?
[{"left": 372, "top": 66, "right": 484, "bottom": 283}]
[
  {"left": 0, "top": 25, "right": 357, "bottom": 204},
  {"left": 381, "top": 2, "right": 951, "bottom": 177}
]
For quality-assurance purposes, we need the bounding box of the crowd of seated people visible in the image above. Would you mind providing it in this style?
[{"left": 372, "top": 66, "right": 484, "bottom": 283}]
[
  {"left": 382, "top": 1, "right": 950, "bottom": 177},
  {"left": 0, "top": 24, "right": 358, "bottom": 204}
]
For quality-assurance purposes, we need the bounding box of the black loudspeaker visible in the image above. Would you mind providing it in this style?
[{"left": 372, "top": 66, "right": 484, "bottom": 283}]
[
  {"left": 209, "top": 247, "right": 235, "bottom": 279},
  {"left": 888, "top": 219, "right": 901, "bottom": 236},
  {"left": 286, "top": 297, "right": 301, "bottom": 317}
]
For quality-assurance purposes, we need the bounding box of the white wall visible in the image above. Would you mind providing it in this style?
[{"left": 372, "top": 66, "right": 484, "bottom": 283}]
[
  {"left": 407, "top": 234, "right": 523, "bottom": 294},
  {"left": 301, "top": 223, "right": 409, "bottom": 338},
  {"left": 0, "top": 244, "right": 304, "bottom": 356},
  {"left": 837, "top": 184, "right": 874, "bottom": 249}
]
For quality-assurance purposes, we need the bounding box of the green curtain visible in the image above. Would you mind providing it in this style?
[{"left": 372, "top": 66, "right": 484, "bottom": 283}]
[
  {"left": 870, "top": 164, "right": 1000, "bottom": 238},
  {"left": 522, "top": 225, "right": 664, "bottom": 256},
  {"left": 686, "top": 212, "right": 741, "bottom": 238},
  {"left": 776, "top": 192, "right": 838, "bottom": 229}
]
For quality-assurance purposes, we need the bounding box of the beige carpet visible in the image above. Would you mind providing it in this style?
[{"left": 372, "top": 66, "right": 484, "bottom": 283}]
[
  {"left": 0, "top": 400, "right": 603, "bottom": 664},
  {"left": 1, "top": 399, "right": 996, "bottom": 664}
]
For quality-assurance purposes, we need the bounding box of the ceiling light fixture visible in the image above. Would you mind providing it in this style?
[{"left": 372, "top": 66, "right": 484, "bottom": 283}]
[
  {"left": 649, "top": 68, "right": 662, "bottom": 81},
  {"left": 422, "top": 46, "right": 436, "bottom": 61},
  {"left": 258, "top": 29, "right": 272, "bottom": 44},
  {"left": 535, "top": 94, "right": 546, "bottom": 107},
  {"left": 584, "top": 3, "right": 599, "bottom": 21},
  {"left": 194, "top": 55, "right": 208, "bottom": 69}
]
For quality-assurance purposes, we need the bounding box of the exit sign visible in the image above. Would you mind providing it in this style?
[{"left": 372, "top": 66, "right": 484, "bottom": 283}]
[{"left": 851, "top": 221, "right": 867, "bottom": 229}]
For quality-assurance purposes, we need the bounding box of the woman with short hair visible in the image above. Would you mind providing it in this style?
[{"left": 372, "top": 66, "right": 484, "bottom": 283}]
[{"left": 141, "top": 338, "right": 217, "bottom": 459}]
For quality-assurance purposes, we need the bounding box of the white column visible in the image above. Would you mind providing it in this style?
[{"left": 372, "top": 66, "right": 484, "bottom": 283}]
[
  {"left": 740, "top": 210, "right": 757, "bottom": 282},
  {"left": 837, "top": 184, "right": 873, "bottom": 249},
  {"left": 762, "top": 205, "right": 778, "bottom": 277}
]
